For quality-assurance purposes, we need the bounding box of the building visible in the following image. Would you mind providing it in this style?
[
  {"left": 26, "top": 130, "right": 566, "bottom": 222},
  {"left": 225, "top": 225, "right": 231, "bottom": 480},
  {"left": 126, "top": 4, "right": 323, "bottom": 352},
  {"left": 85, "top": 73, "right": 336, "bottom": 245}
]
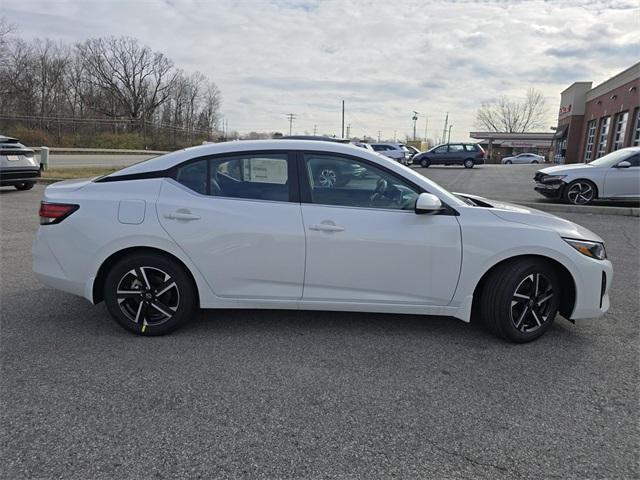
[
  {"left": 554, "top": 62, "right": 640, "bottom": 164},
  {"left": 469, "top": 132, "right": 554, "bottom": 163}
]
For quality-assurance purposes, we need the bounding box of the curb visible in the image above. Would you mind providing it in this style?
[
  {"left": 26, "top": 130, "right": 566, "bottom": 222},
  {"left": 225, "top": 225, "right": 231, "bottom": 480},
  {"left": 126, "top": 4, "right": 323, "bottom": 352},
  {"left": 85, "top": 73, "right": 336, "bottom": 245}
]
[
  {"left": 37, "top": 178, "right": 66, "bottom": 184},
  {"left": 518, "top": 201, "right": 639, "bottom": 217}
]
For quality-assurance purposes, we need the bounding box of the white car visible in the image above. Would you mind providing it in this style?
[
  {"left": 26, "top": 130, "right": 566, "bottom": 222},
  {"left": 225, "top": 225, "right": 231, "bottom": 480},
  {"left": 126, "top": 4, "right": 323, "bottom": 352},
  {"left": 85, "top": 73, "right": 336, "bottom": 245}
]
[
  {"left": 33, "top": 140, "right": 612, "bottom": 343},
  {"left": 502, "top": 153, "right": 545, "bottom": 164},
  {"left": 534, "top": 147, "right": 640, "bottom": 205},
  {"left": 371, "top": 143, "right": 412, "bottom": 165}
]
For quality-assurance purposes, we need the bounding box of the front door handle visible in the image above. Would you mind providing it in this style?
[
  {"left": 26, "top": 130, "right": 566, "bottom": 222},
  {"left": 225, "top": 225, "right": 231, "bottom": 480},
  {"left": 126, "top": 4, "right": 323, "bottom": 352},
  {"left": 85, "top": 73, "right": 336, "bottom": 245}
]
[
  {"left": 164, "top": 211, "right": 201, "bottom": 221},
  {"left": 309, "top": 223, "right": 345, "bottom": 232}
]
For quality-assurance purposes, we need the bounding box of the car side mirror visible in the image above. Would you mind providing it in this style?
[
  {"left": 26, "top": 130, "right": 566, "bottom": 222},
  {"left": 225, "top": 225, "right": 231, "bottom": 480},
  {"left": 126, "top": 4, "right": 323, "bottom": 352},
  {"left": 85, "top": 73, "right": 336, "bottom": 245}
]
[
  {"left": 415, "top": 192, "right": 442, "bottom": 214},
  {"left": 616, "top": 160, "right": 631, "bottom": 168}
]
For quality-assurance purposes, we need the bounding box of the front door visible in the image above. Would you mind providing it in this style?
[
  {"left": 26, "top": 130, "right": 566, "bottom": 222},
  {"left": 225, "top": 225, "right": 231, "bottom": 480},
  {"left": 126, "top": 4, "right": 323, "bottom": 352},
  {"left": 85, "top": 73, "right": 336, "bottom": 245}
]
[
  {"left": 299, "top": 152, "right": 462, "bottom": 305},
  {"left": 157, "top": 151, "right": 305, "bottom": 299},
  {"left": 603, "top": 154, "right": 640, "bottom": 197}
]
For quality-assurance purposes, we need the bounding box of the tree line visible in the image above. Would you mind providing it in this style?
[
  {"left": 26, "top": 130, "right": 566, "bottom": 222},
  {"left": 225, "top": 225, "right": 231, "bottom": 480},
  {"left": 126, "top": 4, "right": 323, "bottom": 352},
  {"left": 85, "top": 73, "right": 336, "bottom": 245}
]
[{"left": 0, "top": 17, "right": 222, "bottom": 150}]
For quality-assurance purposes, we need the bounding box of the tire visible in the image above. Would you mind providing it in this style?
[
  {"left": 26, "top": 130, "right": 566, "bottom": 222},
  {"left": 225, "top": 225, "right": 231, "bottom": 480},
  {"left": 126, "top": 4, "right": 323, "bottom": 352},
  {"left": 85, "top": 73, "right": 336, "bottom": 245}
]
[
  {"left": 562, "top": 179, "right": 596, "bottom": 205},
  {"left": 463, "top": 159, "right": 474, "bottom": 169},
  {"left": 532, "top": 160, "right": 539, "bottom": 164},
  {"left": 104, "top": 253, "right": 197, "bottom": 335},
  {"left": 505, "top": 160, "right": 512, "bottom": 165},
  {"left": 420, "top": 158, "right": 430, "bottom": 168},
  {"left": 315, "top": 165, "right": 339, "bottom": 188},
  {"left": 14, "top": 181, "right": 35, "bottom": 190},
  {"left": 480, "top": 258, "right": 561, "bottom": 343}
]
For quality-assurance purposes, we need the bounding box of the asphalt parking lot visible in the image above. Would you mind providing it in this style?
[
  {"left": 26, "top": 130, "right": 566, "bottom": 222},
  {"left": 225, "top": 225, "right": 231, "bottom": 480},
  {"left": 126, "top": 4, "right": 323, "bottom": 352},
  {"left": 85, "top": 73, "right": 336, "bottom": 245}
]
[{"left": 1, "top": 183, "right": 639, "bottom": 479}]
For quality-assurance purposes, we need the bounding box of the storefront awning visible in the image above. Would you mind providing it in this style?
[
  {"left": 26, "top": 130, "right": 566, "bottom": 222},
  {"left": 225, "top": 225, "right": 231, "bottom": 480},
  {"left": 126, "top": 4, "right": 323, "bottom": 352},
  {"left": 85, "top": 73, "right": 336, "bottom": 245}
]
[{"left": 553, "top": 124, "right": 568, "bottom": 139}]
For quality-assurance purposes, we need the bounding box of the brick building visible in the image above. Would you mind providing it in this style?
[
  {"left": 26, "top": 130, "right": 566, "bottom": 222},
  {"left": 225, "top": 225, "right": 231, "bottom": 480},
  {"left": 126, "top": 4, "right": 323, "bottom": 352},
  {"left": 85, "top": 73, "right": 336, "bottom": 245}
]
[{"left": 553, "top": 62, "right": 640, "bottom": 164}]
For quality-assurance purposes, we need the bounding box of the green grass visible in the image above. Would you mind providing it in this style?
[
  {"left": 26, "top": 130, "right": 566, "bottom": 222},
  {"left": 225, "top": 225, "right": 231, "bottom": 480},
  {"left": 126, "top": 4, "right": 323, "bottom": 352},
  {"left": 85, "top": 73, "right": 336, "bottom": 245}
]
[{"left": 42, "top": 167, "right": 118, "bottom": 179}]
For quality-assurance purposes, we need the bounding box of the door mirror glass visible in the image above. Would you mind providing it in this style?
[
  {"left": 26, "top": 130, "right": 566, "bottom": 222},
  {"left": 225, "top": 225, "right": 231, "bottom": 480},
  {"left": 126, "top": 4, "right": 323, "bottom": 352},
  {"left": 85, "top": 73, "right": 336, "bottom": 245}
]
[
  {"left": 616, "top": 160, "right": 631, "bottom": 168},
  {"left": 415, "top": 192, "right": 442, "bottom": 214}
]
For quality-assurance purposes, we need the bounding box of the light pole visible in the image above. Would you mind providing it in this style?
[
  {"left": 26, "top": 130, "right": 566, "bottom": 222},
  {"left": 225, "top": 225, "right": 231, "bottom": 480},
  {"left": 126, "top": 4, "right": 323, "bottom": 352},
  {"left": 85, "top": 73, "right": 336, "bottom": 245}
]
[
  {"left": 412, "top": 111, "right": 419, "bottom": 141},
  {"left": 448, "top": 124, "right": 453, "bottom": 143}
]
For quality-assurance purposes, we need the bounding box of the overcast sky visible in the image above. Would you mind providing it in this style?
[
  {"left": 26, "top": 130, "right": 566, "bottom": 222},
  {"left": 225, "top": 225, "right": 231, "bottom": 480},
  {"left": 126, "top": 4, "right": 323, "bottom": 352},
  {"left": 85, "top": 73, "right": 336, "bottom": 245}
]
[{"left": 3, "top": 0, "right": 639, "bottom": 141}]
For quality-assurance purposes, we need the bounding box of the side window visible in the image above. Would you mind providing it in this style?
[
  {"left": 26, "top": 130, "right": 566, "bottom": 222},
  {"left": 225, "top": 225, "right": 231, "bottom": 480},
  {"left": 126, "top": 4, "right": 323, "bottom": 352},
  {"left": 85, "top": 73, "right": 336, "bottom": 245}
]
[
  {"left": 372, "top": 145, "right": 385, "bottom": 152},
  {"left": 212, "top": 154, "right": 289, "bottom": 202},
  {"left": 448, "top": 144, "right": 464, "bottom": 153},
  {"left": 434, "top": 146, "right": 448, "bottom": 153},
  {"left": 623, "top": 154, "right": 640, "bottom": 167},
  {"left": 176, "top": 159, "right": 207, "bottom": 195},
  {"left": 303, "top": 154, "right": 419, "bottom": 211},
  {"left": 464, "top": 145, "right": 478, "bottom": 152}
]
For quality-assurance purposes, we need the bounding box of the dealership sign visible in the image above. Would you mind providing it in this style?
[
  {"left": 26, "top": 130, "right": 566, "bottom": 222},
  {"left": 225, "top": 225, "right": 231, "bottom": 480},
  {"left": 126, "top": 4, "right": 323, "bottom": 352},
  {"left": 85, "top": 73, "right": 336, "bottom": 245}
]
[{"left": 559, "top": 104, "right": 572, "bottom": 116}]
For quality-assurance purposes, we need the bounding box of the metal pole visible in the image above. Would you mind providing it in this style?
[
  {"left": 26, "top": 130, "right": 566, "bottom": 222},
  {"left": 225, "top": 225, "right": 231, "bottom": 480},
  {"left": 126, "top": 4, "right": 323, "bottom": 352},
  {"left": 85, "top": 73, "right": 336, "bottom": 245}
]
[
  {"left": 40, "top": 146, "right": 49, "bottom": 171},
  {"left": 341, "top": 100, "right": 345, "bottom": 138},
  {"left": 448, "top": 124, "right": 453, "bottom": 143},
  {"left": 442, "top": 112, "right": 449, "bottom": 144},
  {"left": 377, "top": 130, "right": 382, "bottom": 142}
]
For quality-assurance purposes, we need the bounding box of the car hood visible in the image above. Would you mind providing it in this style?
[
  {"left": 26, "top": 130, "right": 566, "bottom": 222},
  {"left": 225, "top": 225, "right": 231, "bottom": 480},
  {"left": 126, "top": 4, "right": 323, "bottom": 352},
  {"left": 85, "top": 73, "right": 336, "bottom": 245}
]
[
  {"left": 455, "top": 193, "right": 604, "bottom": 243},
  {"left": 538, "top": 164, "right": 594, "bottom": 175}
]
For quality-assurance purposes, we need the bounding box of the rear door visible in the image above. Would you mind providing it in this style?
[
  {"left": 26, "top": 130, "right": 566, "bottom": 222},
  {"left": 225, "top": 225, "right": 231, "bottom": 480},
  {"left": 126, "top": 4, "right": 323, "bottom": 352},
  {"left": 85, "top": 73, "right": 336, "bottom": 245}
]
[
  {"left": 157, "top": 151, "right": 306, "bottom": 299},
  {"left": 603, "top": 154, "right": 640, "bottom": 197},
  {"left": 447, "top": 144, "right": 465, "bottom": 164},
  {"left": 299, "top": 152, "right": 462, "bottom": 305}
]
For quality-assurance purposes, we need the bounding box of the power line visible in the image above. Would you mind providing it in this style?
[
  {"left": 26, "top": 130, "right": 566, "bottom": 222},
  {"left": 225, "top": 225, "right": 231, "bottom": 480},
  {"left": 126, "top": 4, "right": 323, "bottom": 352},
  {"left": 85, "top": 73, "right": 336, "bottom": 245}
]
[{"left": 285, "top": 113, "right": 296, "bottom": 135}]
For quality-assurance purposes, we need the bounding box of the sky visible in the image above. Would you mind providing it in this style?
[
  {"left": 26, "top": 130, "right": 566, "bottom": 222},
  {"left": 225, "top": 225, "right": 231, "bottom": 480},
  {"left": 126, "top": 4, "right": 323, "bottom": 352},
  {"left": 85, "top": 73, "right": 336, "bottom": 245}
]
[{"left": 3, "top": 0, "right": 639, "bottom": 141}]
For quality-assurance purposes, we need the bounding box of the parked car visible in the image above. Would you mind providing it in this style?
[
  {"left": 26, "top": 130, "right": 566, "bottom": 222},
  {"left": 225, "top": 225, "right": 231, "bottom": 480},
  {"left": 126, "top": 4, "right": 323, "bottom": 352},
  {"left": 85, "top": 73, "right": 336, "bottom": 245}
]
[
  {"left": 534, "top": 147, "right": 640, "bottom": 205},
  {"left": 351, "top": 141, "right": 374, "bottom": 152},
  {"left": 33, "top": 139, "right": 612, "bottom": 343},
  {"left": 371, "top": 143, "right": 412, "bottom": 165},
  {"left": 502, "top": 153, "right": 545, "bottom": 164},
  {"left": 413, "top": 143, "right": 485, "bottom": 168},
  {"left": 0, "top": 135, "right": 40, "bottom": 190},
  {"left": 405, "top": 145, "right": 421, "bottom": 160}
]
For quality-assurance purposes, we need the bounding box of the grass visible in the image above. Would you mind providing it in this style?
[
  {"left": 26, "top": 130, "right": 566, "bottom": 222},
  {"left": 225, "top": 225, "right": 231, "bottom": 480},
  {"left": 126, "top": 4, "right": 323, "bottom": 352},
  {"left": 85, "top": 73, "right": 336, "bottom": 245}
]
[{"left": 42, "top": 167, "right": 119, "bottom": 179}]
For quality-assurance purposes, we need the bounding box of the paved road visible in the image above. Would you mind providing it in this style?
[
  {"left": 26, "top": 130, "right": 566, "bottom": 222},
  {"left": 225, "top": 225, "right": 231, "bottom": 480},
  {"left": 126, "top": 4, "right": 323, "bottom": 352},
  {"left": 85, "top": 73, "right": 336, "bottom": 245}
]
[
  {"left": 48, "top": 153, "right": 159, "bottom": 168},
  {"left": 1, "top": 185, "right": 638, "bottom": 479}
]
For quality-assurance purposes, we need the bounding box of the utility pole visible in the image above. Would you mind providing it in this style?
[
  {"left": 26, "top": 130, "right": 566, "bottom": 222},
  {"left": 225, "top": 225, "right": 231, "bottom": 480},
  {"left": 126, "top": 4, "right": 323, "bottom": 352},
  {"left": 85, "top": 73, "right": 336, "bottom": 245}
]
[
  {"left": 346, "top": 123, "right": 351, "bottom": 138},
  {"left": 448, "top": 124, "right": 453, "bottom": 143},
  {"left": 341, "top": 100, "right": 345, "bottom": 138},
  {"left": 313, "top": 124, "right": 317, "bottom": 135},
  {"left": 412, "top": 111, "right": 419, "bottom": 141},
  {"left": 286, "top": 113, "right": 296, "bottom": 136},
  {"left": 377, "top": 130, "right": 382, "bottom": 142},
  {"left": 442, "top": 112, "right": 449, "bottom": 144},
  {"left": 393, "top": 130, "right": 397, "bottom": 142},
  {"left": 424, "top": 116, "right": 429, "bottom": 146}
]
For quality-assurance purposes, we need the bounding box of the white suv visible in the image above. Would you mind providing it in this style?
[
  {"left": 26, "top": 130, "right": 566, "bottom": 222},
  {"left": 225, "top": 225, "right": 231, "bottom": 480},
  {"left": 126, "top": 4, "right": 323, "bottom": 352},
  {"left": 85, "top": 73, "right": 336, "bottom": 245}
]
[{"left": 371, "top": 143, "right": 411, "bottom": 165}]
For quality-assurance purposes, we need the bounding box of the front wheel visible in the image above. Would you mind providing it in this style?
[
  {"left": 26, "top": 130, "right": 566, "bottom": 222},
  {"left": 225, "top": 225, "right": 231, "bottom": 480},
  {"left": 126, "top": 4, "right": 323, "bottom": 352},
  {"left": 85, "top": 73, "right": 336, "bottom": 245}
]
[
  {"left": 420, "top": 158, "right": 430, "bottom": 168},
  {"left": 480, "top": 259, "right": 560, "bottom": 342},
  {"left": 463, "top": 159, "right": 474, "bottom": 169},
  {"left": 15, "top": 181, "right": 35, "bottom": 190},
  {"left": 563, "top": 180, "right": 596, "bottom": 205},
  {"left": 104, "top": 253, "right": 197, "bottom": 335},
  {"left": 504, "top": 160, "right": 512, "bottom": 164},
  {"left": 531, "top": 160, "right": 539, "bottom": 164}
]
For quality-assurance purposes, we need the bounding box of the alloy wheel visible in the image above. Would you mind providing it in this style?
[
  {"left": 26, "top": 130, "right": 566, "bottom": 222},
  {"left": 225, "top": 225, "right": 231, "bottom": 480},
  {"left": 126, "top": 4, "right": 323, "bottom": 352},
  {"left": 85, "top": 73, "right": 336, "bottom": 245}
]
[
  {"left": 566, "top": 182, "right": 594, "bottom": 204},
  {"left": 318, "top": 168, "right": 337, "bottom": 187},
  {"left": 510, "top": 273, "right": 554, "bottom": 333},
  {"left": 116, "top": 266, "right": 180, "bottom": 327}
]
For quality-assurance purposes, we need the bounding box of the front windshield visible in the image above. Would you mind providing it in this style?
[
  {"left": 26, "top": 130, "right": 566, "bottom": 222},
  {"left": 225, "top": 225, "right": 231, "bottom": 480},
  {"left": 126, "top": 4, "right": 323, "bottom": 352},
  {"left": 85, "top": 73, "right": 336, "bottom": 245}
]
[{"left": 588, "top": 149, "right": 632, "bottom": 167}]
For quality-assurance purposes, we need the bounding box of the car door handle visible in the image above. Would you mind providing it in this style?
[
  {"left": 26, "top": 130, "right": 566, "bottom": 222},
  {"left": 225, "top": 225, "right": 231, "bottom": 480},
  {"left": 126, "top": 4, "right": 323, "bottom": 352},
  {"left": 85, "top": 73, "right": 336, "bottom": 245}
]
[
  {"left": 309, "top": 224, "right": 345, "bottom": 232},
  {"left": 164, "top": 211, "right": 201, "bottom": 221}
]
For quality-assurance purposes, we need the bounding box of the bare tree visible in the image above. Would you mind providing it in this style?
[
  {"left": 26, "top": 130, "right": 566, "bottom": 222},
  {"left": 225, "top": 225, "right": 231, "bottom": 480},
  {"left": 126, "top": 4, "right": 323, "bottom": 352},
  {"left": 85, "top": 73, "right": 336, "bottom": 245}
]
[{"left": 476, "top": 88, "right": 548, "bottom": 132}]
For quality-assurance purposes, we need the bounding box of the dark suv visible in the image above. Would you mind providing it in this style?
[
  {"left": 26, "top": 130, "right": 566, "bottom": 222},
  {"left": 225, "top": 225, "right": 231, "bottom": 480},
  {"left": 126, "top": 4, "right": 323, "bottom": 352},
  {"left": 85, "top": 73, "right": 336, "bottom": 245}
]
[{"left": 413, "top": 143, "right": 485, "bottom": 169}]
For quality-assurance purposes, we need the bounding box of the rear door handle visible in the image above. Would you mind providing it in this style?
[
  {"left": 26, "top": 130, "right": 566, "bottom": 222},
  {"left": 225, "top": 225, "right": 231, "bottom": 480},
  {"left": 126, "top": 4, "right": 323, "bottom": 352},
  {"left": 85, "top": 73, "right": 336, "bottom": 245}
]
[
  {"left": 309, "top": 224, "right": 345, "bottom": 232},
  {"left": 164, "top": 211, "right": 201, "bottom": 221}
]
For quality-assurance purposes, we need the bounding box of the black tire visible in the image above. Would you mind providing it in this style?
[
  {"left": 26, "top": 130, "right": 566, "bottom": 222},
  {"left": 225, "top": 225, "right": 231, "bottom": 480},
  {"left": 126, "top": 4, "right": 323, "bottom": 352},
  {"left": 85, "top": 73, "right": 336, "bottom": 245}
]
[
  {"left": 562, "top": 179, "right": 597, "bottom": 205},
  {"left": 532, "top": 160, "right": 539, "bottom": 164},
  {"left": 463, "top": 159, "right": 474, "bottom": 169},
  {"left": 420, "top": 158, "right": 430, "bottom": 168},
  {"left": 14, "top": 181, "right": 35, "bottom": 190},
  {"left": 480, "top": 258, "right": 561, "bottom": 343},
  {"left": 505, "top": 160, "right": 512, "bottom": 165},
  {"left": 104, "top": 253, "right": 197, "bottom": 335}
]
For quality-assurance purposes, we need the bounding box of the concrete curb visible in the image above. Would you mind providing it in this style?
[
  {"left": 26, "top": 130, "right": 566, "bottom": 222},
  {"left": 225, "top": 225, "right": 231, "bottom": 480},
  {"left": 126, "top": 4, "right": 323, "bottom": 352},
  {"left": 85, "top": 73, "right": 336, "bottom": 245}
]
[
  {"left": 37, "top": 178, "right": 66, "bottom": 185},
  {"left": 518, "top": 201, "right": 640, "bottom": 217}
]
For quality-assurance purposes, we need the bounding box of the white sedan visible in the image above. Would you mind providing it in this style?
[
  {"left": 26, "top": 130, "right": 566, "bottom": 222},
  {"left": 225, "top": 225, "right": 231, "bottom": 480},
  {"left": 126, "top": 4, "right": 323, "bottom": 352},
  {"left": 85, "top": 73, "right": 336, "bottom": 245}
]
[
  {"left": 502, "top": 153, "right": 545, "bottom": 164},
  {"left": 33, "top": 140, "right": 612, "bottom": 343},
  {"left": 534, "top": 147, "right": 640, "bottom": 205}
]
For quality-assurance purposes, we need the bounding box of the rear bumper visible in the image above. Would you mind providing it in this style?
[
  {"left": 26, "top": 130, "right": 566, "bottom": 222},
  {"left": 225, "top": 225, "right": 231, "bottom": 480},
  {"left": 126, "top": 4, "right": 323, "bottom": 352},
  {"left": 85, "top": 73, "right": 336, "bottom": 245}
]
[{"left": 0, "top": 167, "right": 41, "bottom": 186}]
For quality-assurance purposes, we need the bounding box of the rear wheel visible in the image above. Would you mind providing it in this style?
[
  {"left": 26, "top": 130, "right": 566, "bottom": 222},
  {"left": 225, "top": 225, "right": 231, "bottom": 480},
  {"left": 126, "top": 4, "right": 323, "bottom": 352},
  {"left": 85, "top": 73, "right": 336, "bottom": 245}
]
[
  {"left": 14, "top": 181, "right": 35, "bottom": 190},
  {"left": 463, "top": 159, "right": 474, "bottom": 169},
  {"left": 563, "top": 179, "right": 596, "bottom": 205},
  {"left": 505, "top": 160, "right": 512, "bottom": 164},
  {"left": 532, "top": 160, "right": 539, "bottom": 164},
  {"left": 480, "top": 259, "right": 560, "bottom": 343},
  {"left": 104, "top": 253, "right": 197, "bottom": 335}
]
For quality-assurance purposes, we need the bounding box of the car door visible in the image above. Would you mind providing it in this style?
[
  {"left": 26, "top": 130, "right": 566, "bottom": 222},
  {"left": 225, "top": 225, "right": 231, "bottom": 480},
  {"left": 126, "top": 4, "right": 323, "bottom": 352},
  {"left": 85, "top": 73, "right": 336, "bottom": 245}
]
[
  {"left": 430, "top": 145, "right": 448, "bottom": 164},
  {"left": 299, "top": 152, "right": 462, "bottom": 305},
  {"left": 156, "top": 151, "right": 306, "bottom": 299},
  {"left": 447, "top": 144, "right": 465, "bottom": 164},
  {"left": 603, "top": 153, "right": 640, "bottom": 197}
]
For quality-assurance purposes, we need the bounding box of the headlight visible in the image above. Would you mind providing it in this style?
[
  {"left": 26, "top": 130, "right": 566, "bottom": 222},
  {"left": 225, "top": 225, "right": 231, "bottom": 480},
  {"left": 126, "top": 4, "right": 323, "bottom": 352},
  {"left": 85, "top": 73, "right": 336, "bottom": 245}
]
[
  {"left": 564, "top": 238, "right": 606, "bottom": 260},
  {"left": 542, "top": 175, "right": 566, "bottom": 182}
]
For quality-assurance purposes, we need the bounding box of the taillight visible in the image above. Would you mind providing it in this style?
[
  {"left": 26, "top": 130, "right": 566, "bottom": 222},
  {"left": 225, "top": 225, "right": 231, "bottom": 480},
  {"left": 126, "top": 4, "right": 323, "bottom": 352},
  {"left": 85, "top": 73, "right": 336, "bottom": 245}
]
[{"left": 39, "top": 202, "right": 79, "bottom": 225}]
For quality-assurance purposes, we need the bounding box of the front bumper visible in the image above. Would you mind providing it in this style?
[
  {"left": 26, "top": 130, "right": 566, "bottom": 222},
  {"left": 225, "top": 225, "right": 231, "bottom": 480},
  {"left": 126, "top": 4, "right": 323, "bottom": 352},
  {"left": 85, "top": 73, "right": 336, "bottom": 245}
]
[
  {"left": 534, "top": 182, "right": 564, "bottom": 198},
  {"left": 570, "top": 257, "right": 613, "bottom": 320}
]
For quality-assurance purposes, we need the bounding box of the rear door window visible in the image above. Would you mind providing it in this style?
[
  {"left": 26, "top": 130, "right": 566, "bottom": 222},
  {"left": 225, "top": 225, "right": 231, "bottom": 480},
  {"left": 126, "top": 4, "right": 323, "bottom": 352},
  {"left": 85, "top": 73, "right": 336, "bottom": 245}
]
[{"left": 448, "top": 145, "right": 464, "bottom": 153}]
